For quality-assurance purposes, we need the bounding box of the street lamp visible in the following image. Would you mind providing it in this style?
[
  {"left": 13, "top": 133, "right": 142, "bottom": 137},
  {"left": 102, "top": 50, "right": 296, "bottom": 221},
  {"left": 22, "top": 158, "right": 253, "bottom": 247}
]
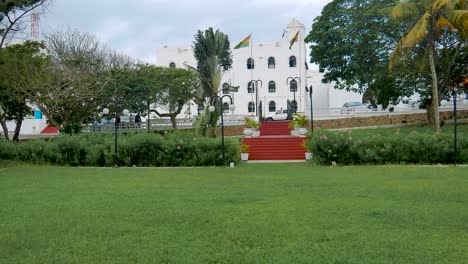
[
  {"left": 102, "top": 107, "right": 129, "bottom": 162},
  {"left": 452, "top": 87, "right": 459, "bottom": 165},
  {"left": 209, "top": 95, "right": 235, "bottom": 166},
  {"left": 249, "top": 80, "right": 262, "bottom": 119},
  {"left": 305, "top": 85, "right": 314, "bottom": 132},
  {"left": 286, "top": 77, "right": 301, "bottom": 114}
]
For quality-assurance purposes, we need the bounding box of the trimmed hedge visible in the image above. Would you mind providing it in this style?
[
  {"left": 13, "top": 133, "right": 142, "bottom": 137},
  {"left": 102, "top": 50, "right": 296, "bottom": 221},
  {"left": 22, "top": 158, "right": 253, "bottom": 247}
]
[
  {"left": 305, "top": 129, "right": 468, "bottom": 165},
  {"left": 0, "top": 131, "right": 240, "bottom": 167}
]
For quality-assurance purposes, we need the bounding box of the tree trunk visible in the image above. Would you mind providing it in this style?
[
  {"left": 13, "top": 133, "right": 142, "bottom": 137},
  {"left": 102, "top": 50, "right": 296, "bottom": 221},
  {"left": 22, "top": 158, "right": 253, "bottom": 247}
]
[
  {"left": 428, "top": 43, "right": 440, "bottom": 133},
  {"left": 0, "top": 120, "right": 10, "bottom": 141},
  {"left": 170, "top": 115, "right": 177, "bottom": 129},
  {"left": 12, "top": 110, "right": 24, "bottom": 142},
  {"left": 426, "top": 99, "right": 435, "bottom": 126}
]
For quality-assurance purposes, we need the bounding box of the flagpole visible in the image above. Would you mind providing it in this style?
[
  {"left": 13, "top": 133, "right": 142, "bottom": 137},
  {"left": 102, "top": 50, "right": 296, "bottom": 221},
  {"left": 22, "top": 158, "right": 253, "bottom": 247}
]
[{"left": 250, "top": 33, "right": 255, "bottom": 117}]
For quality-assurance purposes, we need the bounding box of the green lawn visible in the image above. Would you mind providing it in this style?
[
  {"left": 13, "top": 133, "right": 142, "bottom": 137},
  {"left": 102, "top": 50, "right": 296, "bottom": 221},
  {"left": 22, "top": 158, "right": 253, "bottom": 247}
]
[{"left": 1, "top": 164, "right": 467, "bottom": 263}]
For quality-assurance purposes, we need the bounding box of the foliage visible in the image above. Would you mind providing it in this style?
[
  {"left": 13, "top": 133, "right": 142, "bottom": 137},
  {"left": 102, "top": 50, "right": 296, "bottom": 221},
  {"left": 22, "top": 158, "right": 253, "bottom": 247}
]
[
  {"left": 0, "top": 131, "right": 240, "bottom": 167},
  {"left": 192, "top": 28, "right": 232, "bottom": 134},
  {"left": 193, "top": 111, "right": 209, "bottom": 137},
  {"left": 306, "top": 128, "right": 468, "bottom": 165},
  {"left": 244, "top": 117, "right": 259, "bottom": 130},
  {"left": 288, "top": 114, "right": 309, "bottom": 129},
  {"left": 0, "top": 41, "right": 44, "bottom": 141},
  {"left": 240, "top": 143, "right": 250, "bottom": 153},
  {"left": 0, "top": 0, "right": 48, "bottom": 49},
  {"left": 388, "top": 0, "right": 468, "bottom": 132},
  {"left": 305, "top": 0, "right": 418, "bottom": 107}
]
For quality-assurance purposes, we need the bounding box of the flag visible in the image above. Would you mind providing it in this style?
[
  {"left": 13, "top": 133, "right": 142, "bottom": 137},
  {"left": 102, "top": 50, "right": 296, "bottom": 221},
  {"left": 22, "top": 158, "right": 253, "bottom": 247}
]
[
  {"left": 234, "top": 34, "right": 251, "bottom": 49},
  {"left": 289, "top": 31, "right": 299, "bottom": 50}
]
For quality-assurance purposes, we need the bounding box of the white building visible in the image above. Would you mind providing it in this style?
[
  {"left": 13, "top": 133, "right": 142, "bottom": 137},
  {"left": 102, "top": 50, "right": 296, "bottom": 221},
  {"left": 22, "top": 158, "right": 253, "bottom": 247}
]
[{"left": 156, "top": 19, "right": 362, "bottom": 118}]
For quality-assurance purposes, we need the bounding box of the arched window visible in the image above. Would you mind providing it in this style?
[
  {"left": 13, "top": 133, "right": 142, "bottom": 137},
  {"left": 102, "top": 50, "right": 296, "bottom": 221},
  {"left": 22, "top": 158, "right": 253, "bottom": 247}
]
[
  {"left": 247, "top": 81, "right": 254, "bottom": 93},
  {"left": 197, "top": 104, "right": 204, "bottom": 112},
  {"left": 269, "top": 101, "right": 276, "bottom": 112},
  {"left": 268, "top": 57, "right": 275, "bottom": 69},
  {"left": 223, "top": 102, "right": 229, "bottom": 113},
  {"left": 247, "top": 58, "right": 254, "bottom": 69},
  {"left": 268, "top": 81, "right": 276, "bottom": 93},
  {"left": 169, "top": 62, "right": 176, "bottom": 68},
  {"left": 289, "top": 56, "right": 296, "bottom": 67},
  {"left": 222, "top": 83, "right": 230, "bottom": 95},
  {"left": 291, "top": 100, "right": 298, "bottom": 111},
  {"left": 290, "top": 80, "right": 297, "bottom": 92},
  {"left": 248, "top": 102, "right": 255, "bottom": 113}
]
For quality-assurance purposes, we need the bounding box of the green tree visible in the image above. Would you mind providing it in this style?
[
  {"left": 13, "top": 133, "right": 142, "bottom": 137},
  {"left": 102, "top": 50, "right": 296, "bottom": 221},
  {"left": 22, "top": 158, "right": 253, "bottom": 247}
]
[
  {"left": 0, "top": 41, "right": 46, "bottom": 141},
  {"left": 388, "top": 0, "right": 468, "bottom": 132},
  {"left": 305, "top": 0, "right": 418, "bottom": 107},
  {"left": 192, "top": 28, "right": 232, "bottom": 136},
  {"left": 0, "top": 0, "right": 48, "bottom": 49}
]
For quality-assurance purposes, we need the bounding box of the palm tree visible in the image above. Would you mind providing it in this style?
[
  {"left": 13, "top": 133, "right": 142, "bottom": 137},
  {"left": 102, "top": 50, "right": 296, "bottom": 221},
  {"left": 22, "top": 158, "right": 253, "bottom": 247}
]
[
  {"left": 388, "top": 0, "right": 467, "bottom": 132},
  {"left": 192, "top": 28, "right": 232, "bottom": 136}
]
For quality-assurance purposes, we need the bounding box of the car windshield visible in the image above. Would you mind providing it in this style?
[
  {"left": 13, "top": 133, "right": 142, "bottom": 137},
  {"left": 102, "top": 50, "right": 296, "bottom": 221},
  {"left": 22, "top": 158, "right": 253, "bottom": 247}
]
[{"left": 349, "top": 102, "right": 364, "bottom": 107}]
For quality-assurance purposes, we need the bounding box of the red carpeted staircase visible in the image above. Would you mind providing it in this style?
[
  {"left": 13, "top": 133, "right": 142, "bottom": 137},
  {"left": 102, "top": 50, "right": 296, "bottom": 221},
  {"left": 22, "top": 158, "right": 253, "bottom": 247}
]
[{"left": 242, "top": 121, "right": 307, "bottom": 161}]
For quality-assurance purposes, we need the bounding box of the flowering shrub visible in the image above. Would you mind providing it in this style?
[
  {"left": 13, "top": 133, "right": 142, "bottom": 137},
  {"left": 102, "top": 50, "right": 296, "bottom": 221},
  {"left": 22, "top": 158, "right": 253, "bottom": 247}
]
[
  {"left": 305, "top": 129, "right": 468, "bottom": 165},
  {"left": 0, "top": 131, "right": 240, "bottom": 167}
]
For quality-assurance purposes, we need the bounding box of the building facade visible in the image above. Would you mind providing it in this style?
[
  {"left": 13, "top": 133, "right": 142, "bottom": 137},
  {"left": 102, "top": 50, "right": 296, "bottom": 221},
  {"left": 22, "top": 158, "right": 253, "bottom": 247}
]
[{"left": 156, "top": 19, "right": 362, "bottom": 118}]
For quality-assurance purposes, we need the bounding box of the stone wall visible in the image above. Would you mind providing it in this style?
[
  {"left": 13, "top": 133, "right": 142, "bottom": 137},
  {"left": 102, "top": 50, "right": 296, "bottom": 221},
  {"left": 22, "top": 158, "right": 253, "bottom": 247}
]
[{"left": 219, "top": 110, "right": 468, "bottom": 136}]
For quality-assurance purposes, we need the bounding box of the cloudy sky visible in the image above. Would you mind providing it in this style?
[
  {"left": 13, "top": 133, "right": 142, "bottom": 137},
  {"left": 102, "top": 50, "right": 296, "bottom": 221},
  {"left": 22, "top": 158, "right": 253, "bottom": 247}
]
[{"left": 39, "top": 0, "right": 332, "bottom": 63}]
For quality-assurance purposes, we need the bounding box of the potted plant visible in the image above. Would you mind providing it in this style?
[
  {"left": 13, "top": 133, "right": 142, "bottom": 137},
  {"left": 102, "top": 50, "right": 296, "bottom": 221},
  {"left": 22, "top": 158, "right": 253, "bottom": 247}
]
[
  {"left": 243, "top": 117, "right": 260, "bottom": 137},
  {"left": 289, "top": 114, "right": 309, "bottom": 137},
  {"left": 240, "top": 143, "right": 250, "bottom": 161},
  {"left": 302, "top": 142, "right": 313, "bottom": 160}
]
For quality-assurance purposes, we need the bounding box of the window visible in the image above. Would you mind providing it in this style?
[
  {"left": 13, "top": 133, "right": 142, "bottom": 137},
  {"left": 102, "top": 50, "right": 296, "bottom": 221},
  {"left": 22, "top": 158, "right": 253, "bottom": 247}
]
[
  {"left": 268, "top": 81, "right": 276, "bottom": 93},
  {"left": 268, "top": 57, "right": 275, "bottom": 68},
  {"left": 289, "top": 56, "right": 296, "bottom": 67},
  {"left": 223, "top": 102, "right": 229, "bottom": 113},
  {"left": 169, "top": 62, "right": 176, "bottom": 68},
  {"left": 248, "top": 102, "right": 255, "bottom": 113},
  {"left": 290, "top": 80, "right": 297, "bottom": 92},
  {"left": 247, "top": 58, "right": 254, "bottom": 69},
  {"left": 269, "top": 101, "right": 276, "bottom": 112},
  {"left": 222, "top": 83, "right": 230, "bottom": 95},
  {"left": 169, "top": 104, "right": 176, "bottom": 112},
  {"left": 197, "top": 104, "right": 204, "bottom": 111},
  {"left": 247, "top": 81, "right": 254, "bottom": 93}
]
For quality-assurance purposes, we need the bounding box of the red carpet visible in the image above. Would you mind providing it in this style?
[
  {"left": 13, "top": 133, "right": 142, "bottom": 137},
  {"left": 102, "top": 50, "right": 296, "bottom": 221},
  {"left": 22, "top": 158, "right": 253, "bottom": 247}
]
[{"left": 243, "top": 121, "right": 307, "bottom": 161}]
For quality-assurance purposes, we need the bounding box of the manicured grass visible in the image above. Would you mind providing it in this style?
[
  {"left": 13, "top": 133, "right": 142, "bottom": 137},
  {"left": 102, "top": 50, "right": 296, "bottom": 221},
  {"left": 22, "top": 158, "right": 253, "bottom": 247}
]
[
  {"left": 1, "top": 164, "right": 467, "bottom": 263},
  {"left": 343, "top": 123, "right": 468, "bottom": 137}
]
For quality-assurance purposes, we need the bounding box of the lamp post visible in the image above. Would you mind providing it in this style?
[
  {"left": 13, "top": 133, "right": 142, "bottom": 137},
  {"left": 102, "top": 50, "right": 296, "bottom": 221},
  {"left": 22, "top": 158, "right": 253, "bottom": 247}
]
[
  {"left": 452, "top": 87, "right": 458, "bottom": 165},
  {"left": 286, "top": 77, "right": 301, "bottom": 114},
  {"left": 209, "top": 95, "right": 235, "bottom": 166},
  {"left": 102, "top": 108, "right": 129, "bottom": 161},
  {"left": 305, "top": 85, "right": 314, "bottom": 132},
  {"left": 250, "top": 80, "right": 262, "bottom": 119}
]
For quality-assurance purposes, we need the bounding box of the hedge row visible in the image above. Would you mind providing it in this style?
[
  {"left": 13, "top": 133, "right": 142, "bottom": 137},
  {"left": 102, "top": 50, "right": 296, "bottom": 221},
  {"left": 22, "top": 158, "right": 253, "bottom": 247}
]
[
  {"left": 0, "top": 131, "right": 240, "bottom": 167},
  {"left": 305, "top": 130, "right": 468, "bottom": 165}
]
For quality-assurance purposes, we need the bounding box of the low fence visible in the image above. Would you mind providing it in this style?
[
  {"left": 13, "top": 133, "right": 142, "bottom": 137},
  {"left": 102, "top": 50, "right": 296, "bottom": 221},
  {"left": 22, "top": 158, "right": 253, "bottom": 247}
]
[{"left": 82, "top": 115, "right": 246, "bottom": 133}]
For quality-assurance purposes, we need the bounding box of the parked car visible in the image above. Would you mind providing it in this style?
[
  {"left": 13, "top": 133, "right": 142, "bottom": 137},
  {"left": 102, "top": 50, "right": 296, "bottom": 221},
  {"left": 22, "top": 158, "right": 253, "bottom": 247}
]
[
  {"left": 265, "top": 109, "right": 291, "bottom": 121},
  {"left": 340, "top": 102, "right": 368, "bottom": 114}
]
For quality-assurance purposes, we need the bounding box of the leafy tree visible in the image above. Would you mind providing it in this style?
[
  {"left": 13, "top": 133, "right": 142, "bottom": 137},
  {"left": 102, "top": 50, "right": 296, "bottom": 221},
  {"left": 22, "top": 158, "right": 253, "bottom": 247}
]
[
  {"left": 388, "top": 0, "right": 468, "bottom": 132},
  {"left": 0, "top": 41, "right": 46, "bottom": 141},
  {"left": 0, "top": 0, "right": 48, "bottom": 49},
  {"left": 305, "top": 0, "right": 418, "bottom": 108},
  {"left": 192, "top": 28, "right": 232, "bottom": 136}
]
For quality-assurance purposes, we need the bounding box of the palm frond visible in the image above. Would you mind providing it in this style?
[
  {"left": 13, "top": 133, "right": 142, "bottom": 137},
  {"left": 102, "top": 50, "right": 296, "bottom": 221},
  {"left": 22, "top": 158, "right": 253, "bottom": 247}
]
[
  {"left": 436, "top": 16, "right": 458, "bottom": 31},
  {"left": 390, "top": 2, "right": 419, "bottom": 19},
  {"left": 432, "top": 0, "right": 453, "bottom": 12},
  {"left": 448, "top": 10, "right": 468, "bottom": 32},
  {"left": 401, "top": 12, "right": 430, "bottom": 48}
]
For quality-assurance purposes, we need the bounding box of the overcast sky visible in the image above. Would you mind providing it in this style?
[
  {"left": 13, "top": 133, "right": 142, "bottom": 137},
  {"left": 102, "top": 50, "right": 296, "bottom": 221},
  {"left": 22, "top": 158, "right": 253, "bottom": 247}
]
[{"left": 39, "top": 0, "right": 333, "bottom": 63}]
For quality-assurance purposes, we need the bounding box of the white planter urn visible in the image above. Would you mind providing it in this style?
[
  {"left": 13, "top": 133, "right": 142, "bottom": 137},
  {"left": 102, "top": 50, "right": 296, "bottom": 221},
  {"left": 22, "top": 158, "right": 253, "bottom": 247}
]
[
  {"left": 298, "top": 128, "right": 308, "bottom": 137},
  {"left": 243, "top": 128, "right": 254, "bottom": 137},
  {"left": 241, "top": 153, "right": 249, "bottom": 161},
  {"left": 305, "top": 152, "right": 313, "bottom": 160}
]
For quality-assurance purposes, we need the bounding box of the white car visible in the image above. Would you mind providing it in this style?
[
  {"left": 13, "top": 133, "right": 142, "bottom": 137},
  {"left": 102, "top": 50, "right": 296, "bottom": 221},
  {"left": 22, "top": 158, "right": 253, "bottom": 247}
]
[
  {"left": 265, "top": 109, "right": 290, "bottom": 121},
  {"left": 340, "top": 102, "right": 368, "bottom": 114}
]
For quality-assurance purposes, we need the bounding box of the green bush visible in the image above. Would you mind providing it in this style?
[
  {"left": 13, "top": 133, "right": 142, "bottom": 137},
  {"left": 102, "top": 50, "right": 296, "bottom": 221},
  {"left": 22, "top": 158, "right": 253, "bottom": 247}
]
[
  {"left": 0, "top": 132, "right": 240, "bottom": 167},
  {"left": 305, "top": 129, "right": 468, "bottom": 165}
]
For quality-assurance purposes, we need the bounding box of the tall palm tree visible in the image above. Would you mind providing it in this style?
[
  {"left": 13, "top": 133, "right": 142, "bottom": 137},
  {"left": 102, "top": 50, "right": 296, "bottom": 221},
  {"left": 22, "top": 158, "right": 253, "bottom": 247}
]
[
  {"left": 388, "top": 0, "right": 467, "bottom": 132},
  {"left": 192, "top": 28, "right": 232, "bottom": 136}
]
